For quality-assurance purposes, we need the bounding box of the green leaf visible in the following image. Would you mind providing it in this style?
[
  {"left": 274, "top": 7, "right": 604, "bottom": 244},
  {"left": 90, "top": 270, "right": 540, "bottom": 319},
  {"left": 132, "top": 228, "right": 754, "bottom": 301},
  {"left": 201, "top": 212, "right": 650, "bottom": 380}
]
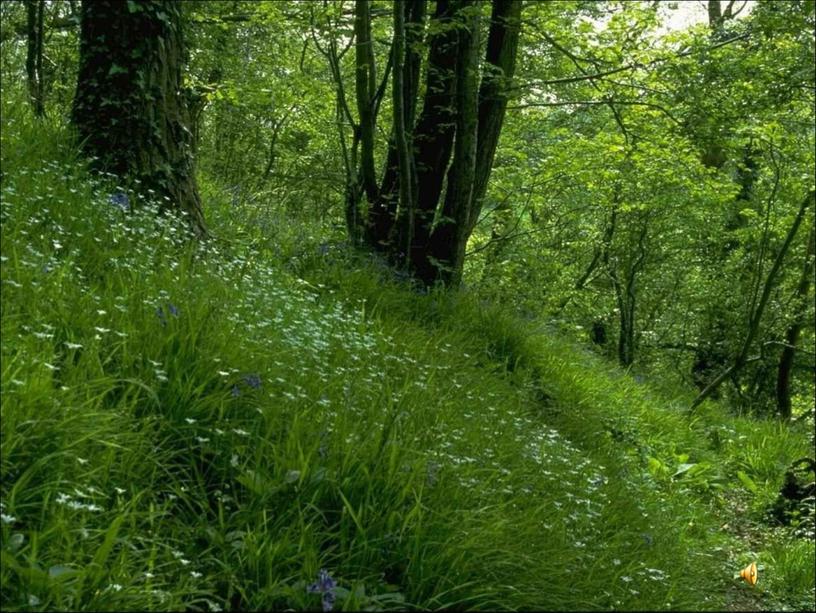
[
  {"left": 237, "top": 469, "right": 274, "bottom": 495},
  {"left": 126, "top": 1, "right": 142, "bottom": 14},
  {"left": 49, "top": 565, "right": 79, "bottom": 581},
  {"left": 90, "top": 514, "right": 124, "bottom": 572},
  {"left": 672, "top": 462, "right": 697, "bottom": 478},
  {"left": 737, "top": 470, "right": 758, "bottom": 493},
  {"left": 647, "top": 456, "right": 668, "bottom": 478},
  {"left": 107, "top": 64, "right": 128, "bottom": 77}
]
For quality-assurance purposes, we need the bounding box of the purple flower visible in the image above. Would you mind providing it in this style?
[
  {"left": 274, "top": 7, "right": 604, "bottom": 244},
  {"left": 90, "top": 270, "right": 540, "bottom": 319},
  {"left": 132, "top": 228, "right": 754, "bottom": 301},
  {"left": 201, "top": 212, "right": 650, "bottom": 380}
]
[
  {"left": 109, "top": 191, "right": 129, "bottom": 211},
  {"left": 243, "top": 374, "right": 261, "bottom": 389},
  {"left": 231, "top": 384, "right": 241, "bottom": 398},
  {"left": 307, "top": 569, "right": 337, "bottom": 612},
  {"left": 168, "top": 303, "right": 179, "bottom": 317},
  {"left": 156, "top": 306, "right": 166, "bottom": 326}
]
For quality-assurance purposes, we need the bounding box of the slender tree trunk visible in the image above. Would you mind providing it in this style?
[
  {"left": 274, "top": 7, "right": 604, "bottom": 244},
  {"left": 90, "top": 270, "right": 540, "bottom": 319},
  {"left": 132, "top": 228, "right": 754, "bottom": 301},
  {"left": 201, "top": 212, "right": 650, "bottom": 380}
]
[
  {"left": 601, "top": 183, "right": 628, "bottom": 364},
  {"left": 697, "top": 0, "right": 733, "bottom": 168},
  {"left": 414, "top": 0, "right": 521, "bottom": 287},
  {"left": 25, "top": 0, "right": 45, "bottom": 117},
  {"left": 776, "top": 223, "right": 815, "bottom": 419},
  {"left": 367, "top": 0, "right": 426, "bottom": 253},
  {"left": 72, "top": 0, "right": 206, "bottom": 235},
  {"left": 361, "top": 0, "right": 521, "bottom": 287},
  {"left": 391, "top": 0, "right": 416, "bottom": 262},
  {"left": 257, "top": 109, "right": 292, "bottom": 190},
  {"left": 690, "top": 189, "right": 815, "bottom": 412},
  {"left": 355, "top": 0, "right": 378, "bottom": 203},
  {"left": 617, "top": 219, "right": 648, "bottom": 367},
  {"left": 469, "top": 0, "right": 522, "bottom": 230}
]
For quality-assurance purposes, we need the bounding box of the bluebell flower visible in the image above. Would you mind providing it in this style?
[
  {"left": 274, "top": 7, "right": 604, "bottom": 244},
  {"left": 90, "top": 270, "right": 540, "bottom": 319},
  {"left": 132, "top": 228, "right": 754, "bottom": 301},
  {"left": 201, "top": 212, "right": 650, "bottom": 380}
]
[
  {"left": 156, "top": 306, "right": 166, "bottom": 326},
  {"left": 109, "top": 191, "right": 129, "bottom": 211},
  {"left": 243, "top": 374, "right": 261, "bottom": 389},
  {"left": 307, "top": 569, "right": 337, "bottom": 612},
  {"left": 231, "top": 385, "right": 241, "bottom": 398},
  {"left": 168, "top": 303, "right": 179, "bottom": 317}
]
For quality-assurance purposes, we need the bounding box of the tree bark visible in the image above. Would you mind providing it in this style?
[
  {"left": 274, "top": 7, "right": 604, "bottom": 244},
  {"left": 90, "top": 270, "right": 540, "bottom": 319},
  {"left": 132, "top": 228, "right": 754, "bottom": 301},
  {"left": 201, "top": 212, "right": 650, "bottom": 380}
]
[
  {"left": 358, "top": 0, "right": 521, "bottom": 287},
  {"left": 776, "top": 223, "right": 815, "bottom": 419},
  {"left": 71, "top": 0, "right": 206, "bottom": 235},
  {"left": 615, "top": 218, "right": 648, "bottom": 367},
  {"left": 470, "top": 0, "right": 522, "bottom": 231},
  {"left": 367, "top": 0, "right": 426, "bottom": 253},
  {"left": 391, "top": 0, "right": 417, "bottom": 261},
  {"left": 707, "top": 0, "right": 724, "bottom": 33},
  {"left": 354, "top": 0, "right": 378, "bottom": 204},
  {"left": 424, "top": 0, "right": 482, "bottom": 287},
  {"left": 402, "top": 0, "right": 461, "bottom": 278},
  {"left": 25, "top": 0, "right": 45, "bottom": 117}
]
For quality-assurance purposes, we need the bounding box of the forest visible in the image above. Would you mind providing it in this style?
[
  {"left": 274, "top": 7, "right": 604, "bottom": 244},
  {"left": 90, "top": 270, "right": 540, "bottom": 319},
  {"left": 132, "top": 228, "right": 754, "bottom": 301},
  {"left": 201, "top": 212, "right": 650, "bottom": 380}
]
[{"left": 0, "top": 0, "right": 814, "bottom": 611}]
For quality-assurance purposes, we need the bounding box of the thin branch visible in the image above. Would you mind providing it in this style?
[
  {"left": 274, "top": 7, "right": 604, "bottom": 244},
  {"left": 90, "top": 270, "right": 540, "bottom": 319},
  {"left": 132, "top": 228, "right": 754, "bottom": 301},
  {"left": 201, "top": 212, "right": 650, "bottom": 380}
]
[
  {"left": 517, "top": 31, "right": 750, "bottom": 90},
  {"left": 689, "top": 189, "right": 816, "bottom": 412},
  {"left": 508, "top": 99, "right": 683, "bottom": 125},
  {"left": 371, "top": 40, "right": 394, "bottom": 120},
  {"left": 725, "top": 0, "right": 749, "bottom": 19}
]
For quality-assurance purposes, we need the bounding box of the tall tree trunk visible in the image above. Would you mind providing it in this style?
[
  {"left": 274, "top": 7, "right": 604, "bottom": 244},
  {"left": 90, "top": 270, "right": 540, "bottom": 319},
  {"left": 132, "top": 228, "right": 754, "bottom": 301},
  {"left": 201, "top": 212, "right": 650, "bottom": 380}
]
[
  {"left": 367, "top": 0, "right": 426, "bottom": 252},
  {"left": 424, "top": 0, "right": 482, "bottom": 287},
  {"left": 355, "top": 0, "right": 378, "bottom": 204},
  {"left": 707, "top": 0, "right": 724, "bottom": 33},
  {"left": 469, "top": 0, "right": 522, "bottom": 231},
  {"left": 403, "top": 0, "right": 461, "bottom": 278},
  {"left": 25, "top": 0, "right": 45, "bottom": 117},
  {"left": 361, "top": 0, "right": 521, "bottom": 287},
  {"left": 776, "top": 223, "right": 815, "bottom": 419},
  {"left": 71, "top": 0, "right": 206, "bottom": 236},
  {"left": 391, "top": 0, "right": 417, "bottom": 262},
  {"left": 698, "top": 0, "right": 733, "bottom": 168},
  {"left": 617, "top": 219, "right": 648, "bottom": 367}
]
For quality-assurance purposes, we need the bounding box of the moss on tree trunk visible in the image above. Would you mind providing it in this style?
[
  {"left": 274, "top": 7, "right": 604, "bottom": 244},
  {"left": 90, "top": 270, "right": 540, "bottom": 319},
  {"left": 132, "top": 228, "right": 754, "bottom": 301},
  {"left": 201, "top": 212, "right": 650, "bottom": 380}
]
[{"left": 72, "top": 0, "right": 206, "bottom": 235}]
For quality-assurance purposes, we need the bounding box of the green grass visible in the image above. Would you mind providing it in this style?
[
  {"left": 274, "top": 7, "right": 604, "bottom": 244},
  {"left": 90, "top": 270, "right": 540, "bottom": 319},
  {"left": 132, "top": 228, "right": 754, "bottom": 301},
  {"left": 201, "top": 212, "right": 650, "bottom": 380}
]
[{"left": 2, "top": 96, "right": 814, "bottom": 611}]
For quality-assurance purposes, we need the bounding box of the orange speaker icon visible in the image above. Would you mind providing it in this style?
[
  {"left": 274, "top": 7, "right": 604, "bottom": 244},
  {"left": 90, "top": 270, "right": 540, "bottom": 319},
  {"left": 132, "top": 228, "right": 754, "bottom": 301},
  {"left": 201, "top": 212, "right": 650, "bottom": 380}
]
[{"left": 739, "top": 561, "right": 757, "bottom": 586}]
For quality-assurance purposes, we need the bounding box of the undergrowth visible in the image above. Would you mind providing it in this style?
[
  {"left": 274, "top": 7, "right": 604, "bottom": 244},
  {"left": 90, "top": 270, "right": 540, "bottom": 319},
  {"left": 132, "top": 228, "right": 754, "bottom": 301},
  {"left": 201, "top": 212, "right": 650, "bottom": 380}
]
[{"left": 1, "top": 98, "right": 813, "bottom": 612}]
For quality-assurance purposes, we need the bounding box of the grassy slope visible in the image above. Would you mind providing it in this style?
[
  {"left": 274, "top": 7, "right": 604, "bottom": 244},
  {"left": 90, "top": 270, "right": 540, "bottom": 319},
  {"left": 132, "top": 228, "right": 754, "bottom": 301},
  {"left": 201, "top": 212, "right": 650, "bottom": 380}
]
[{"left": 1, "top": 102, "right": 813, "bottom": 612}]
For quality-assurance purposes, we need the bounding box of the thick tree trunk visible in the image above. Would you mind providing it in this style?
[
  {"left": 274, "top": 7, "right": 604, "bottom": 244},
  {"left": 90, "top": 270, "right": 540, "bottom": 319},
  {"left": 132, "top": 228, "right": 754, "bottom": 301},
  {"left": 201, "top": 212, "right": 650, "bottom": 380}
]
[
  {"left": 402, "top": 0, "right": 461, "bottom": 279},
  {"left": 417, "top": 0, "right": 521, "bottom": 287},
  {"left": 71, "top": 0, "right": 206, "bottom": 235},
  {"left": 360, "top": 0, "right": 521, "bottom": 287},
  {"left": 776, "top": 223, "right": 815, "bottom": 419},
  {"left": 707, "top": 0, "right": 724, "bottom": 32},
  {"left": 424, "top": 0, "right": 482, "bottom": 287}
]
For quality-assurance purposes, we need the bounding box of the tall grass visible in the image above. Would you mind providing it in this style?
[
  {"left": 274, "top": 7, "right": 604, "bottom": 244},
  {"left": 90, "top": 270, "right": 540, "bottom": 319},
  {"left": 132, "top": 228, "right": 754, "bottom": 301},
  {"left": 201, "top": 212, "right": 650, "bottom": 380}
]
[{"left": 2, "top": 95, "right": 813, "bottom": 612}]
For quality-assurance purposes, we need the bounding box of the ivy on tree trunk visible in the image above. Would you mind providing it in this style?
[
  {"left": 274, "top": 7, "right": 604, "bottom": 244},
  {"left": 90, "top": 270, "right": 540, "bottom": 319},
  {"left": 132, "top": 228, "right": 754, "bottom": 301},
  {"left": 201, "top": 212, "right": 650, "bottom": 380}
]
[{"left": 71, "top": 0, "right": 206, "bottom": 236}]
